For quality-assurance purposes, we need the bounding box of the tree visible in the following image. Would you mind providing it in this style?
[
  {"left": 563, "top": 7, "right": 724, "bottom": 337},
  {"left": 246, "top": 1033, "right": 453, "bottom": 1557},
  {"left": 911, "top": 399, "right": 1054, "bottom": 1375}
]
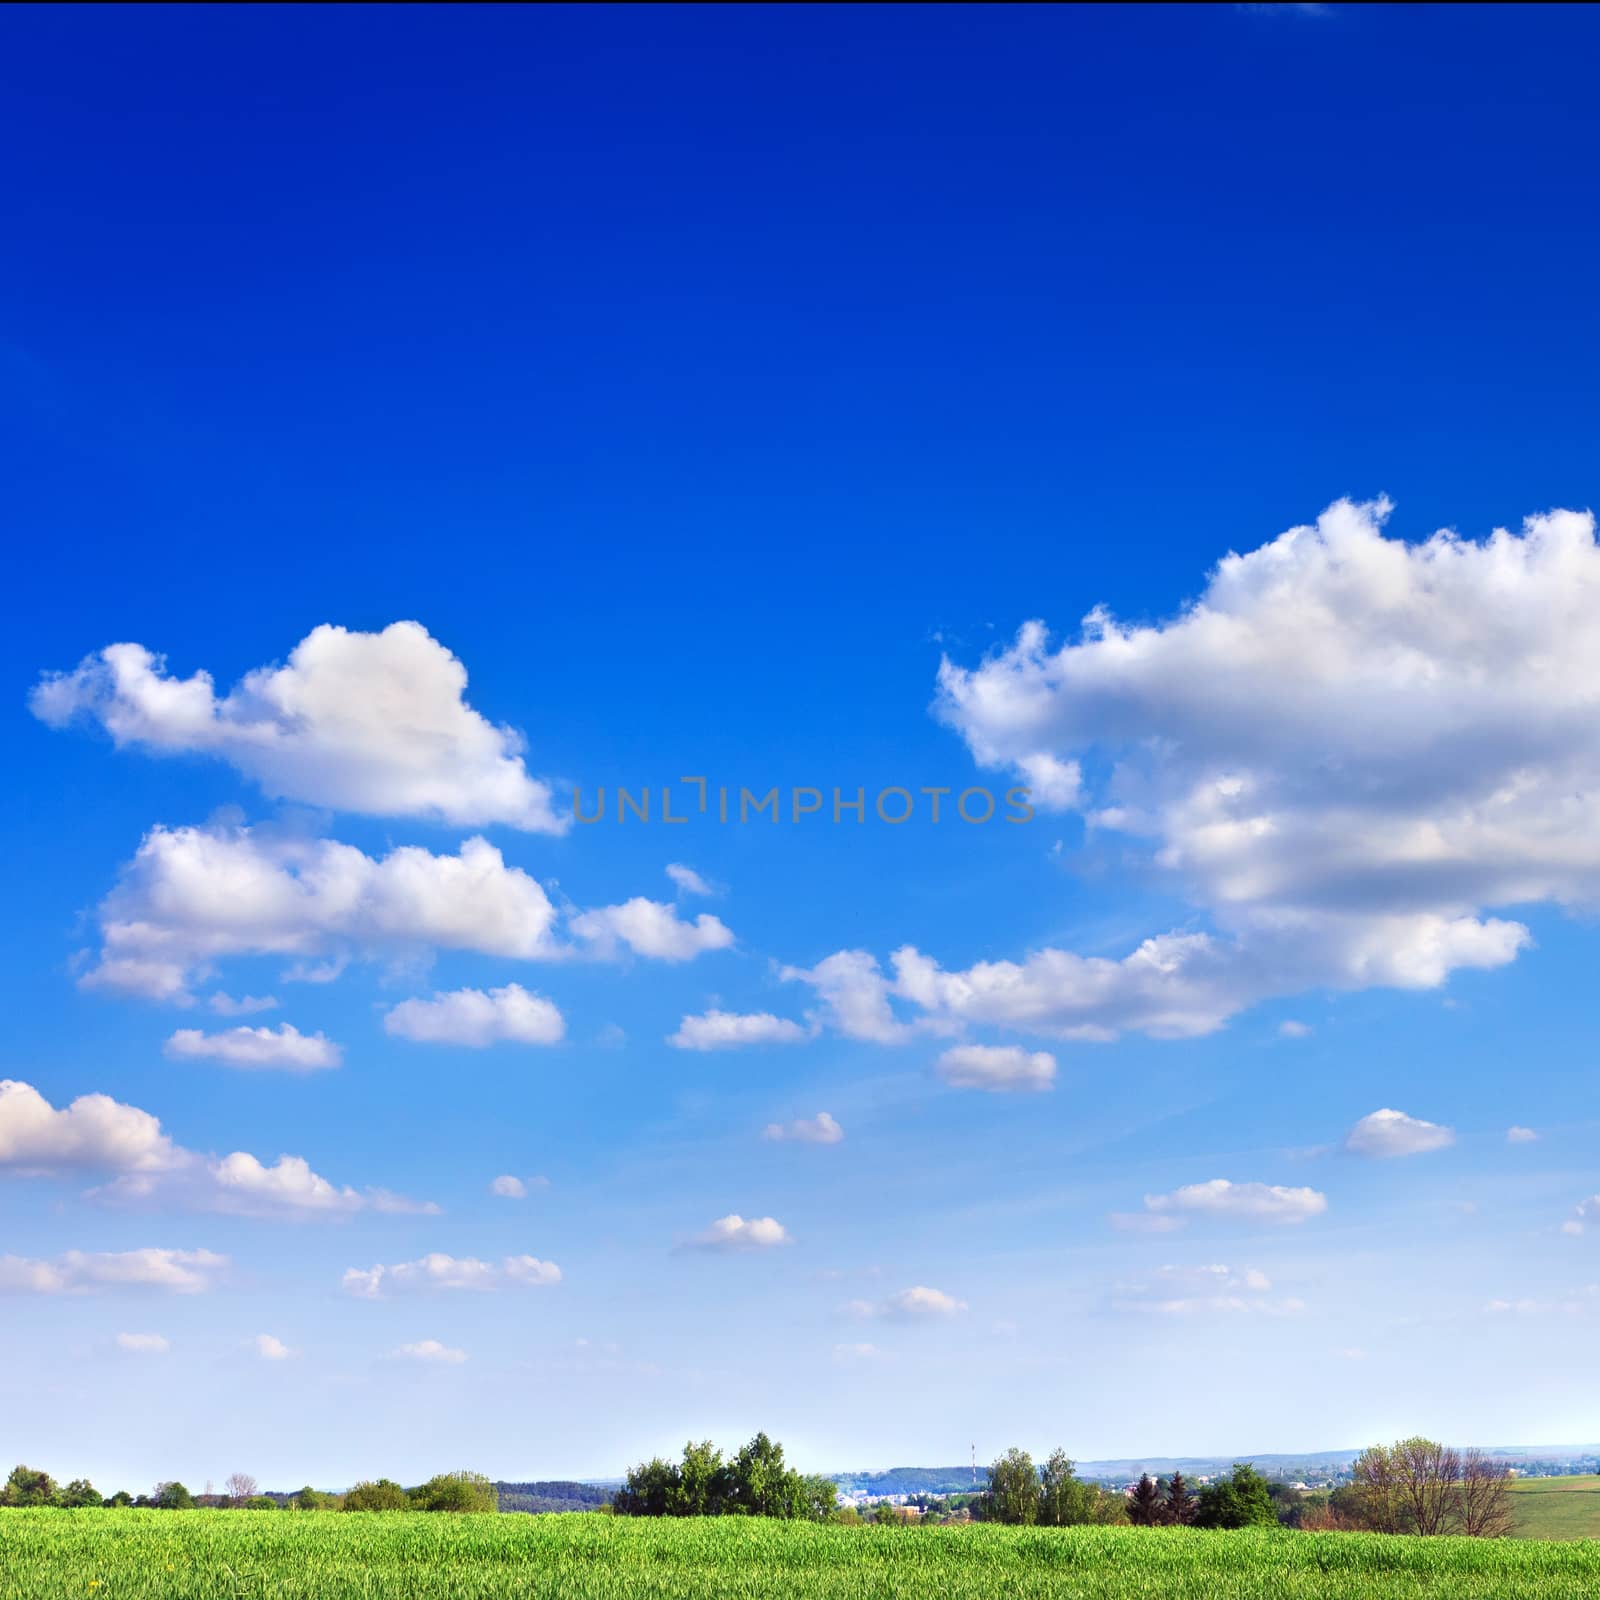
[
  {"left": 872, "top": 1498, "right": 900, "bottom": 1524},
  {"left": 615, "top": 1457, "right": 677, "bottom": 1517},
  {"left": 1126, "top": 1474, "right": 1165, "bottom": 1526},
  {"left": 729, "top": 1433, "right": 802, "bottom": 1518},
  {"left": 242, "top": 1496, "right": 279, "bottom": 1511},
  {"left": 982, "top": 1448, "right": 1040, "bottom": 1526},
  {"left": 345, "top": 1478, "right": 409, "bottom": 1512},
  {"left": 153, "top": 1481, "right": 194, "bottom": 1510},
  {"left": 2, "top": 1465, "right": 59, "bottom": 1507},
  {"left": 1164, "top": 1470, "right": 1196, "bottom": 1527},
  {"left": 290, "top": 1486, "right": 338, "bottom": 1511},
  {"left": 671, "top": 1440, "right": 731, "bottom": 1516},
  {"left": 799, "top": 1474, "right": 840, "bottom": 1523},
  {"left": 411, "top": 1471, "right": 497, "bottom": 1513},
  {"left": 59, "top": 1479, "right": 103, "bottom": 1509},
  {"left": 1267, "top": 1481, "right": 1307, "bottom": 1527},
  {"left": 1394, "top": 1437, "right": 1461, "bottom": 1537},
  {"left": 1348, "top": 1446, "right": 1405, "bottom": 1533},
  {"left": 1457, "top": 1451, "right": 1513, "bottom": 1539},
  {"left": 1194, "top": 1464, "right": 1276, "bottom": 1530},
  {"left": 225, "top": 1473, "right": 258, "bottom": 1509},
  {"left": 1039, "top": 1451, "right": 1099, "bottom": 1527},
  {"left": 107, "top": 1491, "right": 134, "bottom": 1509}
]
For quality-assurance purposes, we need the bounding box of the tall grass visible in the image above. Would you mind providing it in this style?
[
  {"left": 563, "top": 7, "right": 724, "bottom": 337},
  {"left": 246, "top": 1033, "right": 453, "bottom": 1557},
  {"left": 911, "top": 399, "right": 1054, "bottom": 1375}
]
[{"left": 4, "top": 1509, "right": 1600, "bottom": 1599}]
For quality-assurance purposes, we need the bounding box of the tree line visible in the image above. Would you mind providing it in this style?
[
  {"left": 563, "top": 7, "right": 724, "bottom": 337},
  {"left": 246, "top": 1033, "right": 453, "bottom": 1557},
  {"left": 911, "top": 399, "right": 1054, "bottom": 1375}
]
[{"left": 613, "top": 1434, "right": 838, "bottom": 1520}]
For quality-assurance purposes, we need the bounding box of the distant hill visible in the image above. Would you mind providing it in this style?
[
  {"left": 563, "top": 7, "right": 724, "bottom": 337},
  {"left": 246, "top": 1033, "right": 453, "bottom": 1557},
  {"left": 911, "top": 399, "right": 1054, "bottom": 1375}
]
[{"left": 496, "top": 1481, "right": 613, "bottom": 1514}]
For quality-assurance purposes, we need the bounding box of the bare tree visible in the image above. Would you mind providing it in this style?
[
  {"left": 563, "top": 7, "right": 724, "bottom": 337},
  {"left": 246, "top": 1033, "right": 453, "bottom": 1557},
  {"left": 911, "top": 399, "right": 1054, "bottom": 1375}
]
[
  {"left": 1349, "top": 1444, "right": 1405, "bottom": 1533},
  {"left": 225, "top": 1472, "right": 258, "bottom": 1508},
  {"left": 1394, "top": 1437, "right": 1460, "bottom": 1536},
  {"left": 1457, "top": 1452, "right": 1514, "bottom": 1538}
]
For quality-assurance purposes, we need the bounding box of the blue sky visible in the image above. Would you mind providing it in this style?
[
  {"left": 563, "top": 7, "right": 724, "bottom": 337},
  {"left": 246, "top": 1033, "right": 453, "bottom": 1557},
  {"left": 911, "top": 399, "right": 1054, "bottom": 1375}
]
[{"left": 6, "top": 2, "right": 1600, "bottom": 1490}]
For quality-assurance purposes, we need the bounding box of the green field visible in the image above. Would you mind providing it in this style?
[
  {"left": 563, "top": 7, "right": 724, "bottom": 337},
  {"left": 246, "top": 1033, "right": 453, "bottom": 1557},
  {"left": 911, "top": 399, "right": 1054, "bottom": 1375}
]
[
  {"left": 5, "top": 1511, "right": 1600, "bottom": 1600},
  {"left": 1509, "top": 1476, "right": 1600, "bottom": 1541}
]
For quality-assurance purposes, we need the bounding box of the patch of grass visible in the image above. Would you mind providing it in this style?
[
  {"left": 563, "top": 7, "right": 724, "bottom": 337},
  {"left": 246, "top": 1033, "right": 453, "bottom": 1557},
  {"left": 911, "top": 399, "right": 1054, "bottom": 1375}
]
[
  {"left": 1508, "top": 1475, "right": 1600, "bottom": 1541},
  {"left": 4, "top": 1510, "right": 1600, "bottom": 1599}
]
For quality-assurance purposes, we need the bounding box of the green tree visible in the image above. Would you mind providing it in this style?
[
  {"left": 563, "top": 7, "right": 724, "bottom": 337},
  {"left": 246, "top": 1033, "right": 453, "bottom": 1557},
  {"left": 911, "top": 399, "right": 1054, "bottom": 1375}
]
[
  {"left": 1164, "top": 1470, "right": 1196, "bottom": 1526},
  {"left": 1038, "top": 1451, "right": 1097, "bottom": 1527},
  {"left": 670, "top": 1441, "right": 730, "bottom": 1516},
  {"left": 1127, "top": 1474, "right": 1165, "bottom": 1526},
  {"left": 344, "top": 1478, "right": 409, "bottom": 1512},
  {"left": 290, "top": 1486, "right": 338, "bottom": 1511},
  {"left": 2, "top": 1465, "right": 60, "bottom": 1507},
  {"left": 729, "top": 1433, "right": 802, "bottom": 1518},
  {"left": 614, "top": 1456, "right": 678, "bottom": 1516},
  {"left": 982, "top": 1448, "right": 1040, "bottom": 1526},
  {"left": 1194, "top": 1464, "right": 1276, "bottom": 1530},
  {"left": 1267, "top": 1480, "right": 1307, "bottom": 1527},
  {"left": 872, "top": 1498, "right": 900, "bottom": 1524},
  {"left": 412, "top": 1471, "right": 496, "bottom": 1513},
  {"left": 153, "top": 1481, "right": 195, "bottom": 1511},
  {"left": 58, "top": 1479, "right": 102, "bottom": 1509},
  {"left": 799, "top": 1474, "right": 839, "bottom": 1522},
  {"left": 107, "top": 1491, "right": 134, "bottom": 1509},
  {"left": 242, "top": 1496, "right": 278, "bottom": 1511}
]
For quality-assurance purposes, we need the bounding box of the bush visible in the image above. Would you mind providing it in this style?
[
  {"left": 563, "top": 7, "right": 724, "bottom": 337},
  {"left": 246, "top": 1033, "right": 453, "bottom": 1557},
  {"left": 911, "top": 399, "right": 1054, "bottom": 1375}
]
[
  {"left": 345, "top": 1479, "right": 409, "bottom": 1512},
  {"left": 410, "top": 1472, "right": 497, "bottom": 1513}
]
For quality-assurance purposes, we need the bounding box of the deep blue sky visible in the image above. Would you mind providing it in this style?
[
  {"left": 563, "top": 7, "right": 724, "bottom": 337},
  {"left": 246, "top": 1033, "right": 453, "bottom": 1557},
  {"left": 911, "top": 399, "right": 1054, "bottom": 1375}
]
[{"left": 4, "top": 4, "right": 1600, "bottom": 1488}]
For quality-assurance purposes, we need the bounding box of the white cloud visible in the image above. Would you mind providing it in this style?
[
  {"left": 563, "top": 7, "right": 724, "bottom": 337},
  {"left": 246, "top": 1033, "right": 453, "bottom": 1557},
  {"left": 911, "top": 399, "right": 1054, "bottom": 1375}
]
[
  {"left": 343, "top": 1253, "right": 561, "bottom": 1298},
  {"left": 570, "top": 898, "right": 733, "bottom": 962},
  {"left": 762, "top": 1112, "right": 844, "bottom": 1145},
  {"left": 81, "top": 824, "right": 563, "bottom": 1002},
  {"left": 32, "top": 622, "right": 564, "bottom": 832},
  {"left": 1507, "top": 1125, "right": 1539, "bottom": 1144},
  {"left": 935, "top": 1044, "right": 1056, "bottom": 1093},
  {"left": 1278, "top": 1020, "right": 1312, "bottom": 1039},
  {"left": 668, "top": 1010, "right": 811, "bottom": 1050},
  {"left": 165, "top": 1023, "right": 342, "bottom": 1072},
  {"left": 255, "top": 1333, "right": 294, "bottom": 1361},
  {"left": 0, "top": 1248, "right": 227, "bottom": 1295},
  {"left": 1140, "top": 1179, "right": 1328, "bottom": 1227},
  {"left": 916, "top": 501, "right": 1600, "bottom": 1039},
  {"left": 1345, "top": 1108, "right": 1456, "bottom": 1158},
  {"left": 847, "top": 1286, "right": 968, "bottom": 1321},
  {"left": 1109, "top": 1264, "right": 1304, "bottom": 1317},
  {"left": 666, "top": 863, "right": 714, "bottom": 897},
  {"left": 682, "top": 1215, "right": 792, "bottom": 1252},
  {"left": 491, "top": 1175, "right": 527, "bottom": 1198},
  {"left": 779, "top": 951, "right": 917, "bottom": 1043},
  {"left": 384, "top": 985, "right": 564, "bottom": 1048},
  {"left": 0, "top": 1078, "right": 179, "bottom": 1174},
  {"left": 393, "top": 1339, "right": 467, "bottom": 1364},
  {"left": 207, "top": 992, "right": 278, "bottom": 1016},
  {"left": 115, "top": 1331, "right": 170, "bottom": 1354}
]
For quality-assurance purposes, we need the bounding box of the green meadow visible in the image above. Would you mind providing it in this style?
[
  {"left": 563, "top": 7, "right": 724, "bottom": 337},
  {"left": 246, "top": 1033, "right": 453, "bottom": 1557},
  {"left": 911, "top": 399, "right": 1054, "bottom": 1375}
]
[
  {"left": 1508, "top": 1476, "right": 1600, "bottom": 1541},
  {"left": 6, "top": 1510, "right": 1600, "bottom": 1600}
]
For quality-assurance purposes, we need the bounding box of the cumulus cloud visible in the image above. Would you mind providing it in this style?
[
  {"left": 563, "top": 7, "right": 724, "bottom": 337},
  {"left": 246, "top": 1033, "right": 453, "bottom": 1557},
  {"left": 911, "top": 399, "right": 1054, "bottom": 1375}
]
[
  {"left": 343, "top": 1253, "right": 561, "bottom": 1298},
  {"left": 570, "top": 898, "right": 734, "bottom": 962},
  {"left": 668, "top": 1010, "right": 811, "bottom": 1050},
  {"left": 0, "top": 1077, "right": 431, "bottom": 1220},
  {"left": 80, "top": 824, "right": 563, "bottom": 1002},
  {"left": 902, "top": 501, "right": 1600, "bottom": 1039},
  {"left": 779, "top": 951, "right": 920, "bottom": 1043},
  {"left": 0, "top": 1078, "right": 179, "bottom": 1174},
  {"left": 847, "top": 1286, "right": 968, "bottom": 1321},
  {"left": 32, "top": 622, "right": 564, "bottom": 832},
  {"left": 383, "top": 985, "right": 564, "bottom": 1047},
  {"left": 936, "top": 1044, "right": 1056, "bottom": 1093},
  {"left": 393, "top": 1339, "right": 466, "bottom": 1364},
  {"left": 1138, "top": 1179, "right": 1328, "bottom": 1227},
  {"left": 762, "top": 1112, "right": 844, "bottom": 1145},
  {"left": 255, "top": 1333, "right": 294, "bottom": 1361},
  {"left": 666, "top": 863, "right": 714, "bottom": 897},
  {"left": 682, "top": 1215, "right": 791, "bottom": 1252},
  {"left": 1507, "top": 1125, "right": 1539, "bottom": 1144},
  {"left": 0, "top": 1248, "right": 227, "bottom": 1295},
  {"left": 164, "top": 1024, "right": 341, "bottom": 1072},
  {"left": 1345, "top": 1108, "right": 1456, "bottom": 1158},
  {"left": 1108, "top": 1264, "right": 1304, "bottom": 1317},
  {"left": 115, "top": 1331, "right": 170, "bottom": 1353}
]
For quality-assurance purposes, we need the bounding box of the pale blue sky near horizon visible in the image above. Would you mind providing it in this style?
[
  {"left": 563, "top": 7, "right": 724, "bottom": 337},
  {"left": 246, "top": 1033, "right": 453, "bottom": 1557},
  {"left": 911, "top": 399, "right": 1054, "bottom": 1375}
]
[{"left": 5, "top": 3, "right": 1600, "bottom": 1490}]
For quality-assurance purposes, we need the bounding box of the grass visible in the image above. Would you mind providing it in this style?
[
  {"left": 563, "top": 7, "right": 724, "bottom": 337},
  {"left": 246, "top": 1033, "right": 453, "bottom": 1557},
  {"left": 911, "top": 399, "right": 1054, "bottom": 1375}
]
[
  {"left": 1508, "top": 1476, "right": 1600, "bottom": 1541},
  {"left": 5, "top": 1511, "right": 1600, "bottom": 1600}
]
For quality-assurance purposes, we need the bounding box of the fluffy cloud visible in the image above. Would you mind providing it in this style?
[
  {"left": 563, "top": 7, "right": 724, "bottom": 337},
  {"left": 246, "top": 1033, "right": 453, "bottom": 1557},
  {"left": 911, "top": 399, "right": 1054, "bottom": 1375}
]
[
  {"left": 666, "top": 863, "right": 714, "bottom": 897},
  {"left": 762, "top": 1112, "right": 844, "bottom": 1145},
  {"left": 668, "top": 1010, "right": 811, "bottom": 1050},
  {"left": 82, "top": 824, "right": 563, "bottom": 1002},
  {"left": 115, "top": 1332, "right": 170, "bottom": 1353},
  {"left": 207, "top": 993, "right": 278, "bottom": 1016},
  {"left": 343, "top": 1253, "right": 561, "bottom": 1298},
  {"left": 255, "top": 1333, "right": 294, "bottom": 1361},
  {"left": 908, "top": 501, "right": 1600, "bottom": 1039},
  {"left": 393, "top": 1339, "right": 466, "bottom": 1364},
  {"left": 570, "top": 898, "right": 733, "bottom": 962},
  {"left": 683, "top": 1215, "right": 792, "bottom": 1252},
  {"left": 1137, "top": 1179, "right": 1328, "bottom": 1227},
  {"left": 32, "top": 622, "right": 564, "bottom": 832},
  {"left": 0, "top": 1079, "right": 178, "bottom": 1173},
  {"left": 1345, "top": 1108, "right": 1456, "bottom": 1158},
  {"left": 1278, "top": 1020, "right": 1312, "bottom": 1039},
  {"left": 847, "top": 1286, "right": 968, "bottom": 1321},
  {"left": 1, "top": 1078, "right": 431, "bottom": 1220},
  {"left": 1507, "top": 1125, "right": 1539, "bottom": 1144},
  {"left": 935, "top": 1044, "right": 1056, "bottom": 1093},
  {"left": 1109, "top": 1264, "right": 1304, "bottom": 1317},
  {"left": 0, "top": 1248, "right": 227, "bottom": 1295},
  {"left": 165, "top": 1024, "right": 342, "bottom": 1072},
  {"left": 383, "top": 985, "right": 564, "bottom": 1047}
]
